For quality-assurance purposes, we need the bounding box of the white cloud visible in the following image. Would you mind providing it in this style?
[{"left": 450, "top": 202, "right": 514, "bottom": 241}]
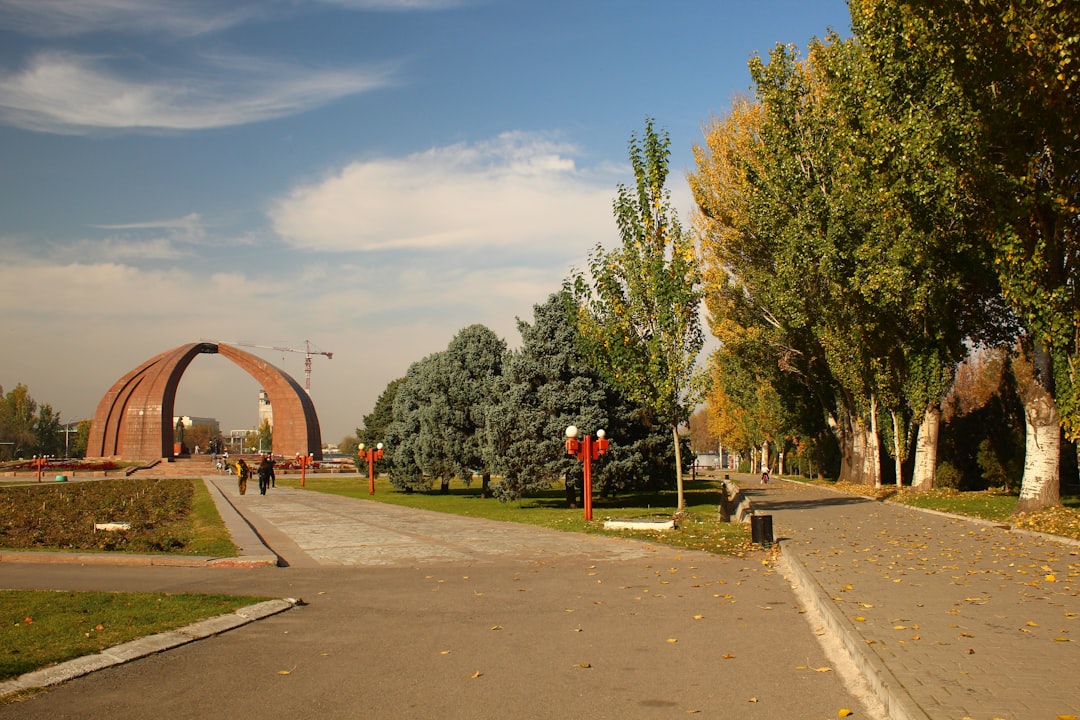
[
  {"left": 0, "top": 0, "right": 261, "bottom": 38},
  {"left": 269, "top": 132, "right": 618, "bottom": 253},
  {"left": 0, "top": 50, "right": 394, "bottom": 134},
  {"left": 0, "top": 0, "right": 457, "bottom": 38}
]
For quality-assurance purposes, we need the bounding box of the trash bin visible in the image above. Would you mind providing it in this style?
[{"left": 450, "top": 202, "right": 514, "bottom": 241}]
[
  {"left": 751, "top": 514, "right": 773, "bottom": 546},
  {"left": 55, "top": 475, "right": 68, "bottom": 482}
]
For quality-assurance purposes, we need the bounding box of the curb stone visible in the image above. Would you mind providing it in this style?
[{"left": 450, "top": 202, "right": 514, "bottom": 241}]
[{"left": 0, "top": 598, "right": 298, "bottom": 700}]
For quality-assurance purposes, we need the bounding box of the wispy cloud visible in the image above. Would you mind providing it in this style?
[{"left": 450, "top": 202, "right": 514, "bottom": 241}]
[
  {"left": 0, "top": 0, "right": 262, "bottom": 38},
  {"left": 270, "top": 132, "right": 619, "bottom": 253},
  {"left": 0, "top": 0, "right": 459, "bottom": 38},
  {"left": 0, "top": 50, "right": 395, "bottom": 134}
]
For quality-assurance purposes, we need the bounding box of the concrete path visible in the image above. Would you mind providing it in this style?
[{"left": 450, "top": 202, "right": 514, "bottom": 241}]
[
  {"left": 0, "top": 476, "right": 876, "bottom": 719},
  {"left": 742, "top": 478, "right": 1080, "bottom": 720}
]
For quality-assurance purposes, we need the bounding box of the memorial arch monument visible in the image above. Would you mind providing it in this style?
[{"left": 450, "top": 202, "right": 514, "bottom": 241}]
[{"left": 86, "top": 342, "right": 323, "bottom": 462}]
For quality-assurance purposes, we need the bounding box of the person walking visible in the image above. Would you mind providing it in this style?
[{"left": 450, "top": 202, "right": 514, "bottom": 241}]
[
  {"left": 257, "top": 456, "right": 272, "bottom": 495},
  {"left": 235, "top": 458, "right": 250, "bottom": 495}
]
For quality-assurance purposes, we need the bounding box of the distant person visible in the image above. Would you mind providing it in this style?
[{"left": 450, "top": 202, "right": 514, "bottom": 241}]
[
  {"left": 235, "top": 458, "right": 250, "bottom": 495},
  {"left": 268, "top": 455, "right": 276, "bottom": 488},
  {"left": 257, "top": 456, "right": 273, "bottom": 495}
]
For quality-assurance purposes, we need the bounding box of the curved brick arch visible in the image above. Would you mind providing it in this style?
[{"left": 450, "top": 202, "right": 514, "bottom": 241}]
[{"left": 87, "top": 342, "right": 322, "bottom": 462}]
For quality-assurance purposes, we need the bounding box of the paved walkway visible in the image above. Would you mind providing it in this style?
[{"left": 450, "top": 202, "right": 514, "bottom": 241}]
[
  {"left": 0, "top": 475, "right": 876, "bottom": 719},
  {"left": 742, "top": 478, "right": 1080, "bottom": 720},
  {"left": 4, "top": 473, "right": 1078, "bottom": 718}
]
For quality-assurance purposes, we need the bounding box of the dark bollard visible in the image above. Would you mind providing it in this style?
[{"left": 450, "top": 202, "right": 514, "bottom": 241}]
[{"left": 751, "top": 514, "right": 774, "bottom": 546}]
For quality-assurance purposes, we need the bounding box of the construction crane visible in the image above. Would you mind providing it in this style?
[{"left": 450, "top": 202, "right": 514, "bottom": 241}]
[{"left": 234, "top": 339, "right": 333, "bottom": 393}]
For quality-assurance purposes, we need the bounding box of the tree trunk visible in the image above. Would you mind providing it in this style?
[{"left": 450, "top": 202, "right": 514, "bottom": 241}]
[
  {"left": 911, "top": 404, "right": 941, "bottom": 491},
  {"left": 849, "top": 417, "right": 866, "bottom": 484},
  {"left": 778, "top": 444, "right": 786, "bottom": 476},
  {"left": 440, "top": 479, "right": 450, "bottom": 494},
  {"left": 890, "top": 409, "right": 903, "bottom": 490},
  {"left": 1013, "top": 342, "right": 1062, "bottom": 514},
  {"left": 673, "top": 425, "right": 685, "bottom": 513},
  {"left": 832, "top": 411, "right": 855, "bottom": 484},
  {"left": 869, "top": 394, "right": 882, "bottom": 488},
  {"left": 565, "top": 474, "right": 578, "bottom": 508},
  {"left": 481, "top": 473, "right": 491, "bottom": 499}
]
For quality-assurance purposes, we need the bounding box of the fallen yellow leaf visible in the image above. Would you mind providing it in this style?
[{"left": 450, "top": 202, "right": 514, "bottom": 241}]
[
  {"left": 747, "top": 697, "right": 758, "bottom": 703},
  {"left": 471, "top": 671, "right": 482, "bottom": 679},
  {"left": 577, "top": 663, "right": 592, "bottom": 668},
  {"left": 838, "top": 709, "right": 853, "bottom": 717},
  {"left": 666, "top": 638, "right": 678, "bottom": 643},
  {"left": 693, "top": 614, "right": 704, "bottom": 620},
  {"left": 490, "top": 625, "right": 502, "bottom": 630}
]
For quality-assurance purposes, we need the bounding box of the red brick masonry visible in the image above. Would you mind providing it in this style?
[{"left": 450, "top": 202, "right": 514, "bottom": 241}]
[{"left": 86, "top": 342, "right": 322, "bottom": 462}]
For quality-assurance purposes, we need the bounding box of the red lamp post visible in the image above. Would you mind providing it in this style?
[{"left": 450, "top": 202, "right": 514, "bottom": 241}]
[
  {"left": 565, "top": 426, "right": 609, "bottom": 521},
  {"left": 358, "top": 442, "right": 384, "bottom": 495},
  {"left": 296, "top": 453, "right": 315, "bottom": 488},
  {"left": 33, "top": 455, "right": 47, "bottom": 483}
]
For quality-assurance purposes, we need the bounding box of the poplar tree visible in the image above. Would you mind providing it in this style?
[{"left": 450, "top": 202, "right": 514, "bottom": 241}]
[{"left": 570, "top": 119, "right": 704, "bottom": 513}]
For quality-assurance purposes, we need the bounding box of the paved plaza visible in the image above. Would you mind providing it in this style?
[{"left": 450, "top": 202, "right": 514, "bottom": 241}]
[{"left": 1, "top": 474, "right": 1077, "bottom": 719}]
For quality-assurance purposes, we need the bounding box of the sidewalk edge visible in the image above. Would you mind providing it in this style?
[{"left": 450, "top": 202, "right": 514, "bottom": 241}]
[{"left": 780, "top": 547, "right": 932, "bottom": 720}]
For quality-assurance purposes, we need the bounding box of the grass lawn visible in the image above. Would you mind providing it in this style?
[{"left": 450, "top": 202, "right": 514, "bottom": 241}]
[
  {"left": 280, "top": 473, "right": 754, "bottom": 556},
  {"left": 785, "top": 477, "right": 1080, "bottom": 541},
  {"left": 0, "top": 590, "right": 270, "bottom": 682}
]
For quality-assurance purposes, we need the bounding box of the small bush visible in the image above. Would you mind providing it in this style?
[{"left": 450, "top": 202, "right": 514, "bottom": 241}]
[{"left": 935, "top": 461, "right": 962, "bottom": 490}]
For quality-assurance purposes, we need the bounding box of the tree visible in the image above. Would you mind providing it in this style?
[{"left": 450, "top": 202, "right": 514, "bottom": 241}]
[
  {"left": 385, "top": 325, "right": 506, "bottom": 494},
  {"left": 354, "top": 376, "right": 404, "bottom": 473},
  {"left": 485, "top": 292, "right": 611, "bottom": 503},
  {"left": 570, "top": 118, "right": 705, "bottom": 513},
  {"left": 359, "top": 377, "right": 404, "bottom": 449},
  {"left": 850, "top": 0, "right": 1076, "bottom": 511},
  {"left": 33, "top": 404, "right": 62, "bottom": 457},
  {"left": 0, "top": 384, "right": 37, "bottom": 457},
  {"left": 247, "top": 419, "right": 272, "bottom": 454},
  {"left": 439, "top": 325, "right": 506, "bottom": 496}
]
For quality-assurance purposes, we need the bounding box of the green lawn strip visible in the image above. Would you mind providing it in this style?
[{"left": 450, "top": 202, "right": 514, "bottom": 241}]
[
  {"left": 280, "top": 475, "right": 752, "bottom": 556},
  {"left": 0, "top": 590, "right": 269, "bottom": 681},
  {"left": 889, "top": 488, "right": 1018, "bottom": 522},
  {"left": 0, "top": 478, "right": 238, "bottom": 557},
  {"left": 186, "top": 479, "right": 238, "bottom": 557}
]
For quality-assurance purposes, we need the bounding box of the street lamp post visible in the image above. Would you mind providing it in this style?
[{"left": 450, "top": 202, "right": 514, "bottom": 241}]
[
  {"left": 564, "top": 426, "right": 609, "bottom": 521},
  {"left": 358, "top": 443, "right": 385, "bottom": 495},
  {"left": 32, "top": 454, "right": 47, "bottom": 483},
  {"left": 296, "top": 453, "right": 315, "bottom": 488}
]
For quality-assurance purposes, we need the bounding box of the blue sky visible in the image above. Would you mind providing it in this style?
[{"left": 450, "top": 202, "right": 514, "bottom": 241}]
[{"left": 0, "top": 0, "right": 851, "bottom": 446}]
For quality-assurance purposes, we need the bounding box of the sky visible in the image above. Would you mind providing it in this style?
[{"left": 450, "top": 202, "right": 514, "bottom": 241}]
[{"left": 0, "top": 0, "right": 852, "bottom": 447}]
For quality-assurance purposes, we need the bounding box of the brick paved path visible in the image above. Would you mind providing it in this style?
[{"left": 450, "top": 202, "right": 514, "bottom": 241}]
[
  {"left": 0, "top": 477, "right": 877, "bottom": 720},
  {"left": 743, "top": 478, "right": 1080, "bottom": 720}
]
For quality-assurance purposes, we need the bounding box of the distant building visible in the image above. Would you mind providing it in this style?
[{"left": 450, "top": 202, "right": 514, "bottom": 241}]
[{"left": 259, "top": 389, "right": 273, "bottom": 428}]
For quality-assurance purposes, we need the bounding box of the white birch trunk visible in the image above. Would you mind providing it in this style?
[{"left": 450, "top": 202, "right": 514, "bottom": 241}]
[
  {"left": 673, "top": 425, "right": 686, "bottom": 513},
  {"left": 1016, "top": 387, "right": 1061, "bottom": 513},
  {"left": 869, "top": 394, "right": 882, "bottom": 488},
  {"left": 911, "top": 405, "right": 941, "bottom": 491},
  {"left": 891, "top": 409, "right": 903, "bottom": 490}
]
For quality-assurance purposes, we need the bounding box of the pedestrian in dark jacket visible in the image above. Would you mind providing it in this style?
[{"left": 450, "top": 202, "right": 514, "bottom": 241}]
[{"left": 258, "top": 456, "right": 273, "bottom": 495}]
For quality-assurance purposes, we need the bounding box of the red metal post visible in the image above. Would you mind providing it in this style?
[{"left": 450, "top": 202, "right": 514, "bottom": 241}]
[
  {"left": 298, "top": 454, "right": 313, "bottom": 488},
  {"left": 360, "top": 444, "right": 384, "bottom": 495},
  {"left": 565, "top": 428, "right": 608, "bottom": 522},
  {"left": 34, "top": 456, "right": 46, "bottom": 483}
]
